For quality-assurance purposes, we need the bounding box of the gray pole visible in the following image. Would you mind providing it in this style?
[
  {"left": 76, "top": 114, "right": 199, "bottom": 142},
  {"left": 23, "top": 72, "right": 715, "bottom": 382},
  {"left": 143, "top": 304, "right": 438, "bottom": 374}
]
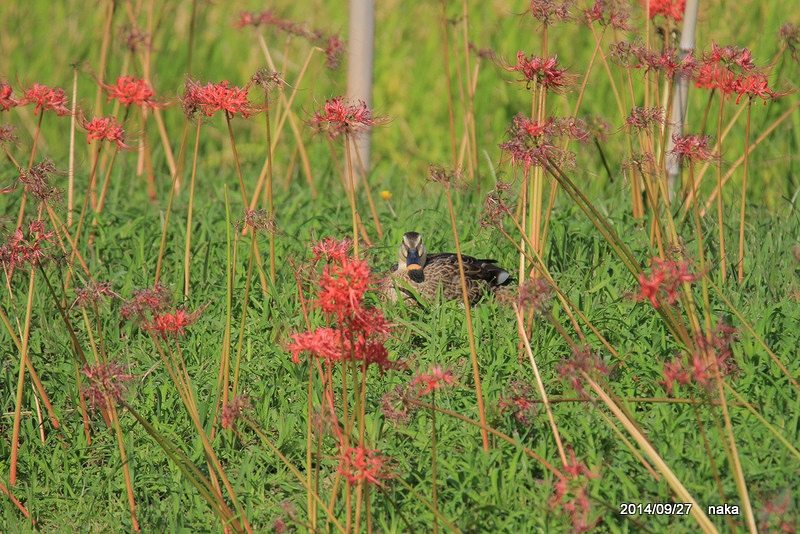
[
  {"left": 347, "top": 0, "right": 375, "bottom": 181},
  {"left": 666, "top": 0, "right": 699, "bottom": 201}
]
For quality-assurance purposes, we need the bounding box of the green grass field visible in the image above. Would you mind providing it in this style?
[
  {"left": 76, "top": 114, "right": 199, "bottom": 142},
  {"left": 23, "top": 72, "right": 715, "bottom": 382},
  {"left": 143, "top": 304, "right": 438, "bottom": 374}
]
[{"left": 1, "top": 1, "right": 799, "bottom": 532}]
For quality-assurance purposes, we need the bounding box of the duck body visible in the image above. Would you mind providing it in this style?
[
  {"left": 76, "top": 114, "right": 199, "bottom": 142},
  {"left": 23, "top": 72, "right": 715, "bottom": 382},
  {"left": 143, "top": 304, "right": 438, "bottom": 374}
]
[{"left": 380, "top": 232, "right": 510, "bottom": 305}]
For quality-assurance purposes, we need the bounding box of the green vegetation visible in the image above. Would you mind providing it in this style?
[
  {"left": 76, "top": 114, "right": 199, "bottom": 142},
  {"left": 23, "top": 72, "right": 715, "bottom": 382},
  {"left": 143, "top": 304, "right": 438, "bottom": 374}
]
[{"left": 1, "top": 1, "right": 799, "bottom": 532}]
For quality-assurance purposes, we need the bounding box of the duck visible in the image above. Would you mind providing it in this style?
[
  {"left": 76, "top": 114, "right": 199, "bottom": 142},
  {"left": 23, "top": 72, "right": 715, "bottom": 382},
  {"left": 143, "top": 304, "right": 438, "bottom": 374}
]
[{"left": 380, "top": 232, "right": 510, "bottom": 305}]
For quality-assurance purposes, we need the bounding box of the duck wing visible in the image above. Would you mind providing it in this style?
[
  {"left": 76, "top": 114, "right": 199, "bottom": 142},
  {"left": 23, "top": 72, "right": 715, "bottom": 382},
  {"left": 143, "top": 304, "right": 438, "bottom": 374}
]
[{"left": 424, "top": 253, "right": 510, "bottom": 286}]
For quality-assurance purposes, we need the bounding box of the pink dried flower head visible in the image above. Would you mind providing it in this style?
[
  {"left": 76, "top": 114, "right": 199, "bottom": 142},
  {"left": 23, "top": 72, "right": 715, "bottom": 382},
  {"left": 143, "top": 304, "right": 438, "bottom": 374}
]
[
  {"left": 499, "top": 114, "right": 576, "bottom": 172},
  {"left": 779, "top": 23, "right": 800, "bottom": 63},
  {"left": 381, "top": 384, "right": 417, "bottom": 425},
  {"left": 182, "top": 79, "right": 253, "bottom": 119},
  {"left": 481, "top": 181, "right": 515, "bottom": 229},
  {"left": 0, "top": 219, "right": 55, "bottom": 270},
  {"left": 121, "top": 26, "right": 151, "bottom": 53},
  {"left": 498, "top": 381, "right": 538, "bottom": 425},
  {"left": 338, "top": 446, "right": 393, "bottom": 487},
  {"left": 1, "top": 82, "right": 19, "bottom": 111},
  {"left": 148, "top": 308, "right": 202, "bottom": 339},
  {"left": 18, "top": 160, "right": 62, "bottom": 204},
  {"left": 643, "top": 0, "right": 685, "bottom": 22},
  {"left": 625, "top": 106, "right": 667, "bottom": 131},
  {"left": 242, "top": 208, "right": 276, "bottom": 233},
  {"left": 505, "top": 52, "right": 578, "bottom": 93},
  {"left": 324, "top": 34, "right": 346, "bottom": 70},
  {"left": 634, "top": 257, "right": 699, "bottom": 308},
  {"left": 251, "top": 69, "right": 285, "bottom": 91},
  {"left": 221, "top": 396, "right": 251, "bottom": 429},
  {"left": 409, "top": 365, "right": 456, "bottom": 396},
  {"left": 309, "top": 96, "right": 384, "bottom": 138},
  {"left": 583, "top": 0, "right": 632, "bottom": 31},
  {"left": 549, "top": 447, "right": 600, "bottom": 533},
  {"left": 0, "top": 124, "right": 18, "bottom": 145},
  {"left": 427, "top": 164, "right": 465, "bottom": 187},
  {"left": 557, "top": 346, "right": 609, "bottom": 395},
  {"left": 528, "top": 0, "right": 574, "bottom": 26},
  {"left": 20, "top": 83, "right": 70, "bottom": 116},
  {"left": 120, "top": 282, "right": 173, "bottom": 322},
  {"left": 104, "top": 76, "right": 158, "bottom": 108},
  {"left": 72, "top": 280, "right": 117, "bottom": 309},
  {"left": 670, "top": 133, "right": 715, "bottom": 163},
  {"left": 80, "top": 116, "right": 131, "bottom": 150},
  {"left": 758, "top": 490, "right": 794, "bottom": 534},
  {"left": 498, "top": 277, "right": 553, "bottom": 315},
  {"left": 81, "top": 361, "right": 135, "bottom": 411}
]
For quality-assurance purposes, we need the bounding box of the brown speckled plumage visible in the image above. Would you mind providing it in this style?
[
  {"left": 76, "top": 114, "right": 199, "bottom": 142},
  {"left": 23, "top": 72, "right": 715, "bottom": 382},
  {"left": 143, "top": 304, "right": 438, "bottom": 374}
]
[{"left": 380, "top": 232, "right": 510, "bottom": 305}]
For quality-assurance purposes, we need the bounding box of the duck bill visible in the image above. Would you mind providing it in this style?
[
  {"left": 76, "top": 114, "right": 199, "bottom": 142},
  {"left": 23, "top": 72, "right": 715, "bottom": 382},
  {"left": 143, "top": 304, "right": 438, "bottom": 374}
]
[{"left": 406, "top": 249, "right": 423, "bottom": 270}]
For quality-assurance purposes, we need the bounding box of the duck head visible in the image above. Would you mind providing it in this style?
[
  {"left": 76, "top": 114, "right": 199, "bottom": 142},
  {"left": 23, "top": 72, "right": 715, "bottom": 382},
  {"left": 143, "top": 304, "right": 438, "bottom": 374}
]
[{"left": 398, "top": 232, "right": 427, "bottom": 272}]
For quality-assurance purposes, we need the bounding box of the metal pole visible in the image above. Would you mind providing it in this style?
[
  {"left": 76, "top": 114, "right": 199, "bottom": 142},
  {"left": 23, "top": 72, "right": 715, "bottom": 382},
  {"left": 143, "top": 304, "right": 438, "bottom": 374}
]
[{"left": 347, "top": 0, "right": 375, "bottom": 182}]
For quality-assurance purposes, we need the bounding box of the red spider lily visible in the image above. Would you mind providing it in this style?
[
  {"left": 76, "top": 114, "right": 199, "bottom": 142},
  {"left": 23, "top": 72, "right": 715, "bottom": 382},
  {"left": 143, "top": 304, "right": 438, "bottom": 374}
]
[
  {"left": 81, "top": 361, "right": 135, "bottom": 411},
  {"left": 499, "top": 114, "right": 577, "bottom": 172},
  {"left": 505, "top": 52, "right": 578, "bottom": 93},
  {"left": 324, "top": 34, "right": 345, "bottom": 70},
  {"left": 289, "top": 238, "right": 397, "bottom": 371},
  {"left": 643, "top": 0, "right": 685, "bottom": 22},
  {"left": 338, "top": 446, "right": 393, "bottom": 486},
  {"left": 409, "top": 365, "right": 456, "bottom": 396},
  {"left": 19, "top": 83, "right": 70, "bottom": 116},
  {"left": 80, "top": 116, "right": 131, "bottom": 150},
  {"left": 0, "top": 220, "right": 55, "bottom": 269},
  {"left": 670, "top": 133, "right": 715, "bottom": 163},
  {"left": 480, "top": 181, "right": 515, "bottom": 229},
  {"left": 733, "top": 73, "right": 782, "bottom": 104},
  {"left": 104, "top": 76, "right": 158, "bottom": 108},
  {"left": 1, "top": 82, "right": 19, "bottom": 111},
  {"left": 309, "top": 96, "right": 384, "bottom": 138},
  {"left": 634, "top": 257, "right": 698, "bottom": 308},
  {"left": 182, "top": 79, "right": 253, "bottom": 118},
  {"left": 149, "top": 308, "right": 202, "bottom": 339},
  {"left": 312, "top": 236, "right": 353, "bottom": 263},
  {"left": 528, "top": 0, "right": 574, "bottom": 25},
  {"left": 120, "top": 282, "right": 173, "bottom": 321},
  {"left": 662, "top": 320, "right": 738, "bottom": 394},
  {"left": 661, "top": 359, "right": 692, "bottom": 395}
]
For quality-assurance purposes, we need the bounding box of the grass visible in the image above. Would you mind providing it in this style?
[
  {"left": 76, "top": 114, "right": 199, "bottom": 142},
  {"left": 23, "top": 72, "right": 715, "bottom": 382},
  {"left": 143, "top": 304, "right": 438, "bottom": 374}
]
[{"left": 2, "top": 0, "right": 800, "bottom": 532}]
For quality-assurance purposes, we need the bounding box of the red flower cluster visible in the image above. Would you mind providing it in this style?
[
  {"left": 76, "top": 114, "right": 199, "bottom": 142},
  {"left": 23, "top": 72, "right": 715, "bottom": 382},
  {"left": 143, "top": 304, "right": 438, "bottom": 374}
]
[
  {"left": 309, "top": 96, "right": 384, "bottom": 138},
  {"left": 149, "top": 308, "right": 202, "bottom": 339},
  {"left": 609, "top": 40, "right": 698, "bottom": 80},
  {"left": 409, "top": 365, "right": 456, "bottom": 396},
  {"left": 499, "top": 114, "right": 587, "bottom": 172},
  {"left": 19, "top": 83, "right": 70, "bottom": 116},
  {"left": 634, "top": 257, "right": 698, "bottom": 308},
  {"left": 0, "top": 220, "right": 54, "bottom": 270},
  {"left": 104, "top": 76, "right": 158, "bottom": 108},
  {"left": 183, "top": 79, "right": 253, "bottom": 119},
  {"left": 694, "top": 42, "right": 782, "bottom": 104},
  {"left": 669, "top": 133, "right": 715, "bottom": 163},
  {"left": 81, "top": 116, "right": 130, "bottom": 150},
  {"left": 120, "top": 282, "right": 173, "bottom": 321},
  {"left": 337, "top": 446, "right": 393, "bottom": 486},
  {"left": 505, "top": 52, "right": 578, "bottom": 93},
  {"left": 643, "top": 0, "right": 685, "bottom": 22},
  {"left": 583, "top": 1, "right": 631, "bottom": 31},
  {"left": 1, "top": 82, "right": 19, "bottom": 111},
  {"left": 528, "top": 0, "right": 574, "bottom": 26},
  {"left": 288, "top": 238, "right": 395, "bottom": 371}
]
